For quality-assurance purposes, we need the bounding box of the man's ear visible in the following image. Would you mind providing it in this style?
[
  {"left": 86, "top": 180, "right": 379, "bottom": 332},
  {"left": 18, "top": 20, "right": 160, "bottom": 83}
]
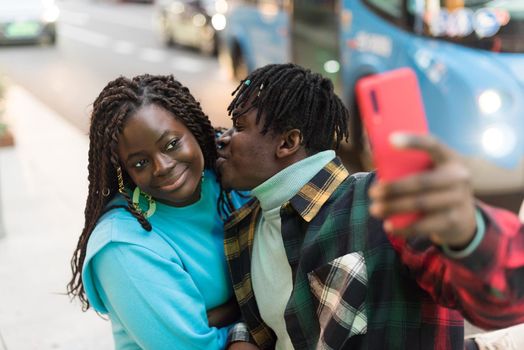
[{"left": 276, "top": 129, "right": 303, "bottom": 159}]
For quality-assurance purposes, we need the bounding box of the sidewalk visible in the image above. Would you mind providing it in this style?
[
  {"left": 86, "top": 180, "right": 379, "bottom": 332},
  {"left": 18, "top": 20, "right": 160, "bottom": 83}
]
[{"left": 0, "top": 86, "right": 113, "bottom": 349}]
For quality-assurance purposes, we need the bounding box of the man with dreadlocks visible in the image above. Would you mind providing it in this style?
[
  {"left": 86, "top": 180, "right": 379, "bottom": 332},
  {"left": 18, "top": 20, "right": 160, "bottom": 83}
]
[
  {"left": 67, "top": 74, "right": 256, "bottom": 350},
  {"left": 216, "top": 63, "right": 524, "bottom": 349}
]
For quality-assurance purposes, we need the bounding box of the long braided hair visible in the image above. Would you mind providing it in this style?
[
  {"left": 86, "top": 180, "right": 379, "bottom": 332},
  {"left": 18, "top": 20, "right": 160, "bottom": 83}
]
[
  {"left": 228, "top": 63, "right": 350, "bottom": 153},
  {"left": 68, "top": 74, "right": 219, "bottom": 310}
]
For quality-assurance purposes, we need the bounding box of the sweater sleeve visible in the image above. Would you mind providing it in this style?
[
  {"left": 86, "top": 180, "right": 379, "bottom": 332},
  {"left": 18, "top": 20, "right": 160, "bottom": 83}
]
[
  {"left": 91, "top": 241, "right": 229, "bottom": 350},
  {"left": 388, "top": 202, "right": 524, "bottom": 330}
]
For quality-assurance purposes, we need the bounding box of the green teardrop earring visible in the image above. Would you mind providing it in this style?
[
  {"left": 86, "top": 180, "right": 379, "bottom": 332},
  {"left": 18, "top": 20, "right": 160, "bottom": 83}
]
[{"left": 132, "top": 187, "right": 156, "bottom": 218}]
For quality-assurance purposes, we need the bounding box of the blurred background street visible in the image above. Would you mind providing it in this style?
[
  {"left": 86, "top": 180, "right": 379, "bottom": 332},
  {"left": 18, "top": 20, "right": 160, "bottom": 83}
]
[
  {"left": 0, "top": 0, "right": 237, "bottom": 133},
  {"left": 0, "top": 0, "right": 522, "bottom": 348},
  {"left": 0, "top": 84, "right": 113, "bottom": 349},
  {"left": 0, "top": 0, "right": 238, "bottom": 348}
]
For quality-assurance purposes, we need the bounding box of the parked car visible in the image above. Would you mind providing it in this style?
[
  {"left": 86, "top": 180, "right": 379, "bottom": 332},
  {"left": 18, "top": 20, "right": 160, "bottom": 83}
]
[
  {"left": 0, "top": 0, "right": 59, "bottom": 45},
  {"left": 155, "top": 0, "right": 228, "bottom": 55}
]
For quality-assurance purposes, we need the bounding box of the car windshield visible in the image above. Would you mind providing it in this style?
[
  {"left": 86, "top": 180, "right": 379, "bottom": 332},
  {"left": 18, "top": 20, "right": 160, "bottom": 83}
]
[{"left": 408, "top": 0, "right": 524, "bottom": 53}]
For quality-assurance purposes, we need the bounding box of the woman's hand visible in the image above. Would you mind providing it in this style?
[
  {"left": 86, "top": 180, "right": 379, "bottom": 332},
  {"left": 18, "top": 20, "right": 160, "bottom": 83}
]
[
  {"left": 368, "top": 133, "right": 477, "bottom": 249},
  {"left": 207, "top": 297, "right": 241, "bottom": 328}
]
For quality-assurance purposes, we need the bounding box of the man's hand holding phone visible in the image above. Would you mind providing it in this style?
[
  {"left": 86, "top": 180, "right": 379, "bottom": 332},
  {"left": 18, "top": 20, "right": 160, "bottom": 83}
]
[
  {"left": 368, "top": 133, "right": 477, "bottom": 249},
  {"left": 356, "top": 68, "right": 477, "bottom": 248}
]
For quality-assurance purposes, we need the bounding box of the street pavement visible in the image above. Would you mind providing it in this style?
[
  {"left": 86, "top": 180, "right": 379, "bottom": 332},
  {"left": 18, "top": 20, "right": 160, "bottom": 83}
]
[{"left": 0, "top": 85, "right": 113, "bottom": 349}]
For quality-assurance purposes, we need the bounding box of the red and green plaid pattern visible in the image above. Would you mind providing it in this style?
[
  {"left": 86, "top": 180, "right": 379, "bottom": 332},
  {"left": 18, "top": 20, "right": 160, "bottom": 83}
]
[{"left": 224, "top": 158, "right": 524, "bottom": 349}]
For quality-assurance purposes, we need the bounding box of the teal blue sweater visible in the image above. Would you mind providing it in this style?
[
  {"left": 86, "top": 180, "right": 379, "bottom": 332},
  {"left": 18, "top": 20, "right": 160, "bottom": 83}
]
[{"left": 82, "top": 170, "right": 241, "bottom": 350}]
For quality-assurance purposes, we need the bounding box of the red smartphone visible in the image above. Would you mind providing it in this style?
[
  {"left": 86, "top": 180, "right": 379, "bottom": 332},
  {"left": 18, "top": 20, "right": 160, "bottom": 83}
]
[{"left": 356, "top": 68, "right": 433, "bottom": 229}]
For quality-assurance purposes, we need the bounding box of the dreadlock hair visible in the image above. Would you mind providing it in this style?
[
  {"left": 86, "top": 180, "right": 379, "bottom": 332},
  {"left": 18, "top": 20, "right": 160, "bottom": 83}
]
[
  {"left": 228, "top": 63, "right": 350, "bottom": 154},
  {"left": 68, "top": 74, "right": 220, "bottom": 310}
]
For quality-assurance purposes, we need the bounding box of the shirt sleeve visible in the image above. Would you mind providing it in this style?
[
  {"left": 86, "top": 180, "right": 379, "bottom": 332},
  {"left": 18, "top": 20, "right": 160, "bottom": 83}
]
[
  {"left": 388, "top": 201, "right": 524, "bottom": 330},
  {"left": 91, "top": 242, "right": 229, "bottom": 350}
]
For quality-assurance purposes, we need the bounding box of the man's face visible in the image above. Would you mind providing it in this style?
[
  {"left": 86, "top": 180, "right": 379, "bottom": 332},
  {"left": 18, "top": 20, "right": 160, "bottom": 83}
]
[{"left": 217, "top": 107, "right": 283, "bottom": 191}]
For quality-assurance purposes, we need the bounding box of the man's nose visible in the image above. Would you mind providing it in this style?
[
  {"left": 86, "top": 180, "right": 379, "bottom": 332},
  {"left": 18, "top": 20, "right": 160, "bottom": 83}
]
[
  {"left": 153, "top": 153, "right": 175, "bottom": 176},
  {"left": 217, "top": 128, "right": 233, "bottom": 150}
]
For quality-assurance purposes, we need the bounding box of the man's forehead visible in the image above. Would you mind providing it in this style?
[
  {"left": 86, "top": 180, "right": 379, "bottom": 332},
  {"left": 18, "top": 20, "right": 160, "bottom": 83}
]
[
  {"left": 232, "top": 103, "right": 258, "bottom": 122},
  {"left": 234, "top": 88, "right": 261, "bottom": 112}
]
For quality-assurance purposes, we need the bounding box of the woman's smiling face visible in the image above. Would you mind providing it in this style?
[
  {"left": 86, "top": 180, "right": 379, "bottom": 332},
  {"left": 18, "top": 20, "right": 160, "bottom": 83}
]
[{"left": 117, "top": 104, "right": 205, "bottom": 207}]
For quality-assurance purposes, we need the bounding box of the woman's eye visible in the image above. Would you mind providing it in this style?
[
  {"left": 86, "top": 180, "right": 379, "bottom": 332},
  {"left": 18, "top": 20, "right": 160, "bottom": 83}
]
[
  {"left": 133, "top": 159, "right": 148, "bottom": 169},
  {"left": 166, "top": 139, "right": 179, "bottom": 151}
]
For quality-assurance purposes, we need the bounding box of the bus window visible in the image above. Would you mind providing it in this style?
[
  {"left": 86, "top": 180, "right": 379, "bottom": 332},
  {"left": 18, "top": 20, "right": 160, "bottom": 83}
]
[
  {"left": 407, "top": 0, "right": 524, "bottom": 53},
  {"left": 364, "top": 0, "right": 404, "bottom": 19},
  {"left": 292, "top": 0, "right": 341, "bottom": 90},
  {"left": 363, "top": 0, "right": 411, "bottom": 32}
]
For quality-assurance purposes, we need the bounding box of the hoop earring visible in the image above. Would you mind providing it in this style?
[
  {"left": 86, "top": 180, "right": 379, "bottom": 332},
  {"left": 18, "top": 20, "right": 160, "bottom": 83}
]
[
  {"left": 102, "top": 188, "right": 110, "bottom": 197},
  {"left": 116, "top": 166, "right": 126, "bottom": 195},
  {"left": 132, "top": 187, "right": 156, "bottom": 218}
]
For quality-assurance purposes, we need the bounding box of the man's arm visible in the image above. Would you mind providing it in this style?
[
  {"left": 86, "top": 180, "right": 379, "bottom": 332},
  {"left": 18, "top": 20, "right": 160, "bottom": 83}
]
[{"left": 368, "top": 133, "right": 524, "bottom": 329}]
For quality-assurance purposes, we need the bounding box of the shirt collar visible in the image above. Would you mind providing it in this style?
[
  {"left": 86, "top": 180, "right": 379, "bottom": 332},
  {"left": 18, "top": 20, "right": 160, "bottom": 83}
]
[
  {"left": 224, "top": 197, "right": 260, "bottom": 230},
  {"left": 224, "top": 157, "right": 349, "bottom": 228},
  {"left": 251, "top": 151, "right": 336, "bottom": 211},
  {"left": 289, "top": 157, "right": 349, "bottom": 222}
]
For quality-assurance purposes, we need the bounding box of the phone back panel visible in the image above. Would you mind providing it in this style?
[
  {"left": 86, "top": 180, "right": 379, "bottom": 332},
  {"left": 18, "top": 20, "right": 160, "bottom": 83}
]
[{"left": 356, "top": 68, "right": 432, "bottom": 229}]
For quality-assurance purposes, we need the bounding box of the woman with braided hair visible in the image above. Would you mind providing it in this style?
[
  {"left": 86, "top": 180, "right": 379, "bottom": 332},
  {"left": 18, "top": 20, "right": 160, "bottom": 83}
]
[{"left": 67, "top": 74, "right": 253, "bottom": 350}]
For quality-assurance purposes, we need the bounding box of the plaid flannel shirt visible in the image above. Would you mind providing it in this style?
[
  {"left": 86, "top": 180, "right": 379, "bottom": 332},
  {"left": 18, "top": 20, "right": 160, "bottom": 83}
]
[{"left": 224, "top": 158, "right": 524, "bottom": 350}]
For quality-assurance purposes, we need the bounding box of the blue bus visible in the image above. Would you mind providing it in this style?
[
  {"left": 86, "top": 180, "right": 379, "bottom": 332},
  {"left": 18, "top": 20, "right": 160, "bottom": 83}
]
[{"left": 218, "top": 0, "right": 524, "bottom": 196}]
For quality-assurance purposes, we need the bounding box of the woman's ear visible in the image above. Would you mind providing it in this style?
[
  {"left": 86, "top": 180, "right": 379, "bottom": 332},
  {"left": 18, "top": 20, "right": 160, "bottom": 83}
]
[{"left": 276, "top": 129, "right": 303, "bottom": 159}]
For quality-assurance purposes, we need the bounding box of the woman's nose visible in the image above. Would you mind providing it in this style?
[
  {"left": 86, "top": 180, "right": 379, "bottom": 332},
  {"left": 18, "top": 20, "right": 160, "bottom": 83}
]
[{"left": 153, "top": 153, "right": 175, "bottom": 176}]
